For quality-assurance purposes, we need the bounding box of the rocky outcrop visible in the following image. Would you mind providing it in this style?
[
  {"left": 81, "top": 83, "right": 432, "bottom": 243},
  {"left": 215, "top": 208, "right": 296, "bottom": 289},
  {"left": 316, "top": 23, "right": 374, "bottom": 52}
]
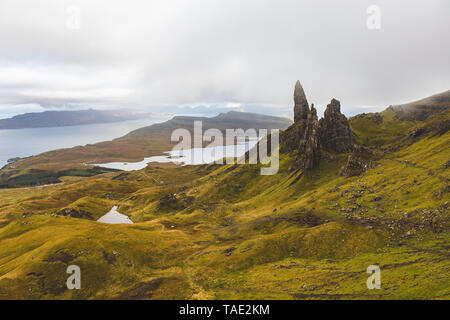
[
  {"left": 319, "top": 99, "right": 354, "bottom": 153},
  {"left": 56, "top": 208, "right": 94, "bottom": 220},
  {"left": 157, "top": 193, "right": 194, "bottom": 212},
  {"left": 371, "top": 113, "right": 383, "bottom": 124},
  {"left": 409, "top": 127, "right": 426, "bottom": 138},
  {"left": 281, "top": 81, "right": 355, "bottom": 171},
  {"left": 296, "top": 105, "right": 321, "bottom": 169},
  {"left": 7, "top": 157, "right": 21, "bottom": 164},
  {"left": 280, "top": 121, "right": 307, "bottom": 154},
  {"left": 339, "top": 145, "right": 375, "bottom": 177},
  {"left": 443, "top": 160, "right": 450, "bottom": 169},
  {"left": 293, "top": 81, "right": 310, "bottom": 123}
]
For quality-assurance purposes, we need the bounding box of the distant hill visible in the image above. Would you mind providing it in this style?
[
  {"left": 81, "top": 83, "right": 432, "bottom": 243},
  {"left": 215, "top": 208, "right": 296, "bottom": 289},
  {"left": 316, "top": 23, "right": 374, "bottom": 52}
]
[
  {"left": 0, "top": 109, "right": 154, "bottom": 129},
  {"left": 0, "top": 84, "right": 448, "bottom": 300},
  {"left": 390, "top": 90, "right": 450, "bottom": 121},
  {"left": 125, "top": 111, "right": 292, "bottom": 139},
  {"left": 0, "top": 111, "right": 293, "bottom": 186}
]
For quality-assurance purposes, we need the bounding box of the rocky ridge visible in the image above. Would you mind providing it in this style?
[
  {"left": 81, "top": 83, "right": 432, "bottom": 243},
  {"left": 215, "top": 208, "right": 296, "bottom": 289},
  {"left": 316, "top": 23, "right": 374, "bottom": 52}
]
[{"left": 281, "top": 81, "right": 356, "bottom": 170}]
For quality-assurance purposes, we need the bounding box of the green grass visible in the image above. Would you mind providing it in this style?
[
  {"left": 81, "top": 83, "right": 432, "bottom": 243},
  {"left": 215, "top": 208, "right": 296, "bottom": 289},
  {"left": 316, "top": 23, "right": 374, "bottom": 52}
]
[
  {"left": 0, "top": 167, "right": 120, "bottom": 188},
  {"left": 0, "top": 109, "right": 448, "bottom": 300},
  {"left": 349, "top": 109, "right": 415, "bottom": 147}
]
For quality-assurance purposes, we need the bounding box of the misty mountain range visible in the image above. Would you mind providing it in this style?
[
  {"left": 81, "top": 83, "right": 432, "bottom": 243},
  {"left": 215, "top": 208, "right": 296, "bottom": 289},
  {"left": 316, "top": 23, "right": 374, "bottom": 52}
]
[{"left": 0, "top": 109, "right": 155, "bottom": 130}]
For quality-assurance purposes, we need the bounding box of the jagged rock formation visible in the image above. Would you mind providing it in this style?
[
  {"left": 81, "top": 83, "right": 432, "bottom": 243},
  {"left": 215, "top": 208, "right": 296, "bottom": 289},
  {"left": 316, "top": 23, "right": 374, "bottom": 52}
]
[
  {"left": 319, "top": 99, "right": 355, "bottom": 153},
  {"left": 297, "top": 105, "right": 321, "bottom": 169},
  {"left": 293, "top": 80, "right": 310, "bottom": 123},
  {"left": 339, "top": 145, "right": 375, "bottom": 177},
  {"left": 281, "top": 80, "right": 355, "bottom": 170},
  {"left": 280, "top": 121, "right": 307, "bottom": 154}
]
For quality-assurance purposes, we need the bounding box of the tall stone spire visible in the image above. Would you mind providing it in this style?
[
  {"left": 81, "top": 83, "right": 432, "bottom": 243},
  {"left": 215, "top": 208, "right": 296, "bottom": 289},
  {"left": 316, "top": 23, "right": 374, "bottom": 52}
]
[
  {"left": 293, "top": 80, "right": 310, "bottom": 123},
  {"left": 299, "top": 104, "right": 321, "bottom": 169},
  {"left": 282, "top": 81, "right": 357, "bottom": 171}
]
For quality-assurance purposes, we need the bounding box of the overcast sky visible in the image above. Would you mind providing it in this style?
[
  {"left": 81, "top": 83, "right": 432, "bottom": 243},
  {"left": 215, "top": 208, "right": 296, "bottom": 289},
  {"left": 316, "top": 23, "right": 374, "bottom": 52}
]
[{"left": 0, "top": 0, "right": 449, "bottom": 119}]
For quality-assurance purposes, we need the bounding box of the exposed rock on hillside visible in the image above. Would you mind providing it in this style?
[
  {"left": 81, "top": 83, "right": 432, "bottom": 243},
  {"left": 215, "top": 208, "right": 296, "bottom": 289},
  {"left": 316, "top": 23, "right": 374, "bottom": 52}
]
[
  {"left": 280, "top": 121, "right": 307, "bottom": 154},
  {"left": 295, "top": 105, "right": 321, "bottom": 170},
  {"left": 371, "top": 113, "right": 383, "bottom": 124},
  {"left": 339, "top": 145, "right": 375, "bottom": 177},
  {"left": 409, "top": 127, "right": 426, "bottom": 138},
  {"left": 319, "top": 99, "right": 354, "bottom": 153},
  {"left": 56, "top": 208, "right": 94, "bottom": 220},
  {"left": 157, "top": 193, "right": 194, "bottom": 212},
  {"left": 282, "top": 81, "right": 355, "bottom": 170}
]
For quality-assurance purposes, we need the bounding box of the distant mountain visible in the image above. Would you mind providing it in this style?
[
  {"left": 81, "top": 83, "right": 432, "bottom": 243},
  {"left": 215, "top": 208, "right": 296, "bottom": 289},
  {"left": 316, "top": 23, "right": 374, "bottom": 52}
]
[
  {"left": 389, "top": 90, "right": 450, "bottom": 121},
  {"left": 0, "top": 109, "right": 154, "bottom": 129},
  {"left": 0, "top": 111, "right": 293, "bottom": 187},
  {"left": 125, "top": 111, "right": 292, "bottom": 139}
]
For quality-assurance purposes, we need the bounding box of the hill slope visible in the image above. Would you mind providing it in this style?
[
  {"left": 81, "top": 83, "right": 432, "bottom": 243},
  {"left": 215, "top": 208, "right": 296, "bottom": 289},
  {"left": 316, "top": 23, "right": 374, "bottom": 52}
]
[
  {"left": 0, "top": 87, "right": 448, "bottom": 300},
  {"left": 390, "top": 90, "right": 450, "bottom": 121}
]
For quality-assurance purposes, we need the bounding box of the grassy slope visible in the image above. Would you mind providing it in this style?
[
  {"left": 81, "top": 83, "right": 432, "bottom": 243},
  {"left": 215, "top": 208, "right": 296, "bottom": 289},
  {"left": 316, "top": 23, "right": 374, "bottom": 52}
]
[{"left": 0, "top": 110, "right": 448, "bottom": 300}]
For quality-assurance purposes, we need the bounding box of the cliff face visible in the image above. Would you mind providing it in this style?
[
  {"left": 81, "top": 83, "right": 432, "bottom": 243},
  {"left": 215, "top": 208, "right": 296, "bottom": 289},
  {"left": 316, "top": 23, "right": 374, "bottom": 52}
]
[
  {"left": 319, "top": 98, "right": 354, "bottom": 153},
  {"left": 297, "top": 105, "right": 321, "bottom": 169},
  {"left": 293, "top": 80, "right": 310, "bottom": 123},
  {"left": 281, "top": 81, "right": 355, "bottom": 170}
]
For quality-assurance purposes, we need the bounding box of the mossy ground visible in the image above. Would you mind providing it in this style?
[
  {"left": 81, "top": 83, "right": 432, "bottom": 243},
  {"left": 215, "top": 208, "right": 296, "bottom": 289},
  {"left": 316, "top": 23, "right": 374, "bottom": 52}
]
[{"left": 0, "top": 111, "right": 448, "bottom": 300}]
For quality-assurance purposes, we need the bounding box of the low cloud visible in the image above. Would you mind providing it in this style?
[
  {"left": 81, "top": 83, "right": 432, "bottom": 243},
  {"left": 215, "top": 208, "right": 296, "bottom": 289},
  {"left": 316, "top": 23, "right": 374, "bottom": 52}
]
[{"left": 0, "top": 0, "right": 449, "bottom": 118}]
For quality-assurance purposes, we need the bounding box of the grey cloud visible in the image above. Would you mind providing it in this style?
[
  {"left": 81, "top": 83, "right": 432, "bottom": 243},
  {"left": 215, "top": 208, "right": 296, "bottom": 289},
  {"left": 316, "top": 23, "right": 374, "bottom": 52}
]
[{"left": 0, "top": 0, "right": 449, "bottom": 118}]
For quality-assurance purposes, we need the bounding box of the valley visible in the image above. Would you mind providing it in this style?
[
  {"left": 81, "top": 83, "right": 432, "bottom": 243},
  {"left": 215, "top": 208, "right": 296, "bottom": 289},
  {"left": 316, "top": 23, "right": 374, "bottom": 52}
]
[{"left": 0, "top": 86, "right": 448, "bottom": 300}]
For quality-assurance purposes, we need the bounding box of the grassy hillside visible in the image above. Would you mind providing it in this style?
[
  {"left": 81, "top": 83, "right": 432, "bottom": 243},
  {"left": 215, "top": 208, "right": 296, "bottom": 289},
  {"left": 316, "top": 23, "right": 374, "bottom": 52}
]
[
  {"left": 0, "top": 102, "right": 448, "bottom": 299},
  {"left": 0, "top": 92, "right": 448, "bottom": 300}
]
